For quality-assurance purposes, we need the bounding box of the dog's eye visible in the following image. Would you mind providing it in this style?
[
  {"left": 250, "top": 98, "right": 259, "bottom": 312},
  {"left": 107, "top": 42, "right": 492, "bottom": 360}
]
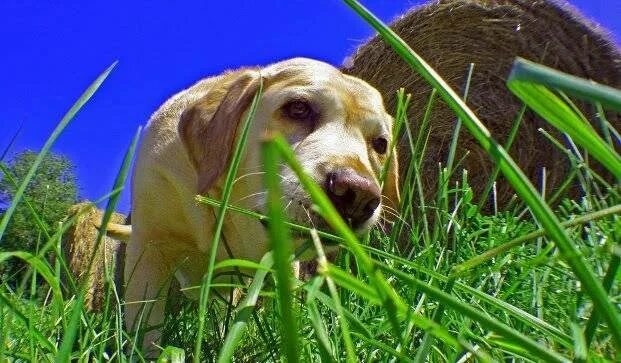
[
  {"left": 372, "top": 137, "right": 388, "bottom": 154},
  {"left": 283, "top": 100, "right": 312, "bottom": 121}
]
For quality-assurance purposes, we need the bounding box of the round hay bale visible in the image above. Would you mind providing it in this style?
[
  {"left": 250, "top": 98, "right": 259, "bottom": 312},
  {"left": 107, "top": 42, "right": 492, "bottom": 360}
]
[
  {"left": 343, "top": 0, "right": 621, "bottom": 208},
  {"left": 63, "top": 203, "right": 127, "bottom": 311}
]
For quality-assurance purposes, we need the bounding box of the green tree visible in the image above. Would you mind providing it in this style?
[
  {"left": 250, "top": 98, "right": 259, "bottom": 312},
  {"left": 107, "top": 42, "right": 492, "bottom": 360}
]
[{"left": 0, "top": 150, "right": 78, "bottom": 287}]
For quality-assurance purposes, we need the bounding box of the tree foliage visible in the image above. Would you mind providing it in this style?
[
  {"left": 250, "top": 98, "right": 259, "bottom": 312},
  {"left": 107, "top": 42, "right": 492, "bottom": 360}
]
[{"left": 0, "top": 150, "right": 78, "bottom": 286}]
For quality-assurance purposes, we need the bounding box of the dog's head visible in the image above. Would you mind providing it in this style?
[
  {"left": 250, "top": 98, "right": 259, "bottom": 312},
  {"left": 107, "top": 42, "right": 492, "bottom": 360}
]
[{"left": 179, "top": 58, "right": 399, "bottom": 234}]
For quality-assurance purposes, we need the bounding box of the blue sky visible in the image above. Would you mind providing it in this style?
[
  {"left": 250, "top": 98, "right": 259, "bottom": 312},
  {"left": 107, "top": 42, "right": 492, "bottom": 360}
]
[{"left": 1, "top": 0, "right": 619, "bottom": 213}]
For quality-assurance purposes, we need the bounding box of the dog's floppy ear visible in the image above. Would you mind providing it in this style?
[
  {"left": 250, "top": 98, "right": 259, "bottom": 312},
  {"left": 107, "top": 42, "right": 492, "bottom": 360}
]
[
  {"left": 382, "top": 147, "right": 401, "bottom": 216},
  {"left": 179, "top": 71, "right": 261, "bottom": 195}
]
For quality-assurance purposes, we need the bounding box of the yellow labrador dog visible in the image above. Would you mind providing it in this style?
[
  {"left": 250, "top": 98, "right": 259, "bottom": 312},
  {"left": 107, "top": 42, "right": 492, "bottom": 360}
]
[{"left": 124, "top": 57, "right": 399, "bottom": 349}]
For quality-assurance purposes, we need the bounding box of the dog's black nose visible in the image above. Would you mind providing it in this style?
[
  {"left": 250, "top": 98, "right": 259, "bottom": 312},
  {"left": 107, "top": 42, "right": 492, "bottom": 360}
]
[{"left": 324, "top": 169, "right": 381, "bottom": 228}]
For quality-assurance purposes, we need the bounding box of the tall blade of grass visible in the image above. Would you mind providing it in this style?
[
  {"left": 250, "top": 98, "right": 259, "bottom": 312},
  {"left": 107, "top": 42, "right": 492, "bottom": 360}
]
[
  {"left": 380, "top": 89, "right": 409, "bottom": 249},
  {"left": 584, "top": 254, "right": 620, "bottom": 346},
  {"left": 56, "top": 293, "right": 84, "bottom": 363},
  {"left": 412, "top": 277, "right": 456, "bottom": 363},
  {"left": 95, "top": 125, "right": 141, "bottom": 361},
  {"left": 82, "top": 126, "right": 141, "bottom": 292},
  {"left": 262, "top": 138, "right": 299, "bottom": 362},
  {"left": 380, "top": 88, "right": 408, "bottom": 187},
  {"left": 445, "top": 63, "right": 475, "bottom": 177},
  {"left": 0, "top": 62, "right": 116, "bottom": 242},
  {"left": 343, "top": 0, "right": 621, "bottom": 348},
  {"left": 194, "top": 79, "right": 263, "bottom": 362},
  {"left": 92, "top": 126, "right": 141, "bottom": 254},
  {"left": 0, "top": 122, "right": 23, "bottom": 162},
  {"left": 509, "top": 57, "right": 621, "bottom": 112},
  {"left": 302, "top": 286, "right": 372, "bottom": 338},
  {"left": 60, "top": 126, "right": 139, "bottom": 361},
  {"left": 477, "top": 105, "right": 526, "bottom": 209},
  {"left": 310, "top": 229, "right": 356, "bottom": 363},
  {"left": 396, "top": 89, "right": 437, "bottom": 246},
  {"left": 305, "top": 276, "right": 337, "bottom": 363},
  {"left": 270, "top": 135, "right": 407, "bottom": 341},
  {"left": 507, "top": 58, "right": 621, "bottom": 179},
  {"left": 217, "top": 252, "right": 274, "bottom": 362},
  {"left": 351, "top": 332, "right": 415, "bottom": 363},
  {"left": 595, "top": 103, "right": 614, "bottom": 147},
  {"left": 157, "top": 346, "right": 186, "bottom": 363},
  {"left": 389, "top": 90, "right": 414, "bottom": 240},
  {"left": 416, "top": 63, "right": 475, "bottom": 362},
  {"left": 196, "top": 195, "right": 344, "bottom": 245}
]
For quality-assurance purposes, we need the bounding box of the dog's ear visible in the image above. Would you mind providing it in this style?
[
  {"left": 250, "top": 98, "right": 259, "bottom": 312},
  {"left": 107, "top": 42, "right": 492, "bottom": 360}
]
[
  {"left": 179, "top": 71, "right": 261, "bottom": 195},
  {"left": 382, "top": 147, "right": 401, "bottom": 216}
]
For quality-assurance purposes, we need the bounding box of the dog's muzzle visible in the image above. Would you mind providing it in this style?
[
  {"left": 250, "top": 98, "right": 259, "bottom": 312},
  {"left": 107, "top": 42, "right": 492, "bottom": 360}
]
[{"left": 324, "top": 168, "right": 381, "bottom": 229}]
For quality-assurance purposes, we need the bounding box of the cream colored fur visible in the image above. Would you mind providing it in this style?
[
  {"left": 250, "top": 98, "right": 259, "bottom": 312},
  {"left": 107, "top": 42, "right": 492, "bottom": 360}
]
[{"left": 123, "top": 58, "right": 399, "bottom": 352}]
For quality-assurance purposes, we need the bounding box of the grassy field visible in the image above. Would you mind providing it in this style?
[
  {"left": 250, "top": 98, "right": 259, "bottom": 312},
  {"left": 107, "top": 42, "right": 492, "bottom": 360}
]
[{"left": 1, "top": 1, "right": 620, "bottom": 361}]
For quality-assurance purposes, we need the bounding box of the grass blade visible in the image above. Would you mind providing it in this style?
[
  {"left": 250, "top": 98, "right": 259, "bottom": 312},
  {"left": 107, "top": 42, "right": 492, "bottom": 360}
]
[
  {"left": 310, "top": 230, "right": 356, "bottom": 363},
  {"left": 217, "top": 252, "right": 274, "bottom": 362},
  {"left": 56, "top": 293, "right": 84, "bottom": 362},
  {"left": 507, "top": 58, "right": 621, "bottom": 179},
  {"left": 194, "top": 78, "right": 264, "bottom": 361},
  {"left": 0, "top": 62, "right": 116, "bottom": 241},
  {"left": 157, "top": 346, "right": 185, "bottom": 362},
  {"left": 324, "top": 265, "right": 380, "bottom": 305},
  {"left": 0, "top": 122, "right": 24, "bottom": 162},
  {"left": 584, "top": 253, "right": 621, "bottom": 346},
  {"left": 508, "top": 57, "right": 621, "bottom": 112},
  {"left": 305, "top": 277, "right": 336, "bottom": 363},
  {"left": 81, "top": 126, "right": 142, "bottom": 294},
  {"left": 262, "top": 138, "right": 299, "bottom": 362}
]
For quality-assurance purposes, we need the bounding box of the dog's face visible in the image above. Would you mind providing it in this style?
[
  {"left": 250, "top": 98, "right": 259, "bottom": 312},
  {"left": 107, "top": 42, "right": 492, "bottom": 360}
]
[{"left": 179, "top": 58, "right": 399, "bottom": 234}]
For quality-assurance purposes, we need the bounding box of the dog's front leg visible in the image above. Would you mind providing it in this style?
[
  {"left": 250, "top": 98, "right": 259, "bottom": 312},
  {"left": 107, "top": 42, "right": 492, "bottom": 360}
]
[{"left": 124, "top": 239, "right": 175, "bottom": 356}]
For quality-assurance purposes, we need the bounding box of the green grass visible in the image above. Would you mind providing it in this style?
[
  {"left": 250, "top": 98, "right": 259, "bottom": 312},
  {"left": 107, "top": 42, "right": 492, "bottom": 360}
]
[{"left": 1, "top": 1, "right": 620, "bottom": 361}]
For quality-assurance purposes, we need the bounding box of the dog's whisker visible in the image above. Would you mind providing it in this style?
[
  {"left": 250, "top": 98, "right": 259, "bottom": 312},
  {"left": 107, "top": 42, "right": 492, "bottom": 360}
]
[
  {"left": 379, "top": 212, "right": 413, "bottom": 238},
  {"left": 233, "top": 191, "right": 268, "bottom": 204},
  {"left": 234, "top": 170, "right": 290, "bottom": 184},
  {"left": 380, "top": 204, "right": 402, "bottom": 219},
  {"left": 301, "top": 205, "right": 317, "bottom": 230},
  {"left": 234, "top": 171, "right": 266, "bottom": 184},
  {"left": 376, "top": 218, "right": 389, "bottom": 235},
  {"left": 284, "top": 199, "right": 294, "bottom": 213},
  {"left": 381, "top": 207, "right": 410, "bottom": 228},
  {"left": 381, "top": 207, "right": 397, "bottom": 224},
  {"left": 381, "top": 195, "right": 400, "bottom": 208}
]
